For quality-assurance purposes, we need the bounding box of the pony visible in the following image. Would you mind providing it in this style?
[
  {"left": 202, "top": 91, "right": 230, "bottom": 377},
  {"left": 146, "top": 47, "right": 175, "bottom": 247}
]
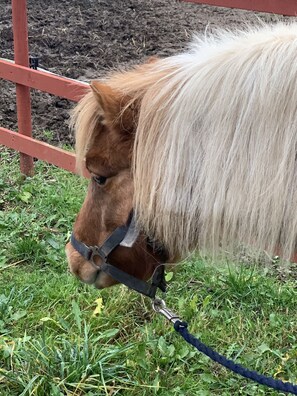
[{"left": 66, "top": 22, "right": 297, "bottom": 289}]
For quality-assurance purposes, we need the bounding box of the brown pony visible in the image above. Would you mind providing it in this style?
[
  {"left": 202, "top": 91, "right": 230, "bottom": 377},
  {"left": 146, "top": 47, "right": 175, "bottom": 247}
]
[
  {"left": 67, "top": 23, "right": 297, "bottom": 289},
  {"left": 65, "top": 61, "right": 170, "bottom": 289}
]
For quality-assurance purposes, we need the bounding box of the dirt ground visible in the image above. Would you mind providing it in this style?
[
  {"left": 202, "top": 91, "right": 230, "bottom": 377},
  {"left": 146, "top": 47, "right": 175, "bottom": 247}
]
[{"left": 0, "top": 0, "right": 289, "bottom": 147}]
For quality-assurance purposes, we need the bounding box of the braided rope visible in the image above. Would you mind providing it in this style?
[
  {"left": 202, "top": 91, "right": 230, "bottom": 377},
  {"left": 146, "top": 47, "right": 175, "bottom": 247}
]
[{"left": 174, "top": 321, "right": 297, "bottom": 395}]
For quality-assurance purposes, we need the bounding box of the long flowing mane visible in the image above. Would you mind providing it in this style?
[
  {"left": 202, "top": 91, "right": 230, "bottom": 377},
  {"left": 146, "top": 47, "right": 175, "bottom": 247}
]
[
  {"left": 133, "top": 23, "right": 297, "bottom": 260},
  {"left": 73, "top": 22, "right": 297, "bottom": 261}
]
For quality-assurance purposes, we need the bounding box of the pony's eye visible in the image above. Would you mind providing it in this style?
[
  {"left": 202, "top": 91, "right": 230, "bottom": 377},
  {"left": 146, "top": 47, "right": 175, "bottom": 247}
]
[{"left": 93, "top": 176, "right": 107, "bottom": 185}]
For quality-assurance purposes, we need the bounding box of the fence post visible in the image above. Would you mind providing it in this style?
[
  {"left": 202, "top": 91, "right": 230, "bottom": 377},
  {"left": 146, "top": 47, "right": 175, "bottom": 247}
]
[{"left": 12, "top": 0, "right": 34, "bottom": 176}]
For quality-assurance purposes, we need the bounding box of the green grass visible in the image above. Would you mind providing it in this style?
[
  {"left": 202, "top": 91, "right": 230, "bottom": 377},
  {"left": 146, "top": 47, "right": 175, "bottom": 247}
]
[{"left": 1, "top": 147, "right": 297, "bottom": 395}]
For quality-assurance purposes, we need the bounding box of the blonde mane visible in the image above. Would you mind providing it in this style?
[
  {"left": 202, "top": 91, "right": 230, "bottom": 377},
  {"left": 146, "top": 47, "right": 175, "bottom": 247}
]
[
  {"left": 72, "top": 22, "right": 297, "bottom": 261},
  {"left": 70, "top": 91, "right": 97, "bottom": 172},
  {"left": 133, "top": 23, "right": 297, "bottom": 260}
]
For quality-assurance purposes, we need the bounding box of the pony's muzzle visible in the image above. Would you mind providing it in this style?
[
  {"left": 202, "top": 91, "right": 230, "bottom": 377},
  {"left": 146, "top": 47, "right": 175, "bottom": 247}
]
[{"left": 65, "top": 242, "right": 118, "bottom": 288}]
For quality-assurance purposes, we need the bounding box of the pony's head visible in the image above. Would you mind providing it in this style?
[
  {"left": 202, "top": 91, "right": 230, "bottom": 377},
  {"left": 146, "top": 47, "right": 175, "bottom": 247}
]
[
  {"left": 67, "top": 23, "right": 297, "bottom": 290},
  {"left": 66, "top": 61, "right": 169, "bottom": 289}
]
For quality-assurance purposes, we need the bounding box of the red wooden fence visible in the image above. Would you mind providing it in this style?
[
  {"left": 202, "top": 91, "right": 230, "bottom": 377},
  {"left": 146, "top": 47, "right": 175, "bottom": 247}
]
[
  {"left": 0, "top": 0, "right": 296, "bottom": 176},
  {"left": 182, "top": 0, "right": 297, "bottom": 16},
  {"left": 0, "top": 0, "right": 89, "bottom": 176}
]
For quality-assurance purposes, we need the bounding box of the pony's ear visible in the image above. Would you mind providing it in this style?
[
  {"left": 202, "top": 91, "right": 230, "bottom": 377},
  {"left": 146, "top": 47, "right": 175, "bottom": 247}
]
[
  {"left": 90, "top": 81, "right": 119, "bottom": 116},
  {"left": 91, "top": 80, "right": 135, "bottom": 134}
]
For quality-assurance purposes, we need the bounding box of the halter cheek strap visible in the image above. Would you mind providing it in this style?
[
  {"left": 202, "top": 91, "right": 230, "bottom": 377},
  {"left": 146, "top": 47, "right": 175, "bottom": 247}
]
[
  {"left": 70, "top": 213, "right": 166, "bottom": 299},
  {"left": 70, "top": 224, "right": 129, "bottom": 262}
]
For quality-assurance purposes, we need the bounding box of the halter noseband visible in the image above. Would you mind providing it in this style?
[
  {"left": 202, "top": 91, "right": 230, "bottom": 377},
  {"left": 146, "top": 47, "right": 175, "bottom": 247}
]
[{"left": 70, "top": 212, "right": 166, "bottom": 299}]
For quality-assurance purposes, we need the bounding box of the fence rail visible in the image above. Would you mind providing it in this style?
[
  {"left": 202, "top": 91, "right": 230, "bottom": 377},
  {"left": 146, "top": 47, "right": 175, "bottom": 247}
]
[
  {"left": 0, "top": 127, "right": 77, "bottom": 173},
  {"left": 0, "top": 60, "right": 89, "bottom": 101},
  {"left": 182, "top": 0, "right": 297, "bottom": 15}
]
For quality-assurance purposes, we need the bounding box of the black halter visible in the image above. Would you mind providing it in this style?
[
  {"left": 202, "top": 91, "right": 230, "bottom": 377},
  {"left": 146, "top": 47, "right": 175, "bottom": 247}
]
[{"left": 70, "top": 213, "right": 166, "bottom": 299}]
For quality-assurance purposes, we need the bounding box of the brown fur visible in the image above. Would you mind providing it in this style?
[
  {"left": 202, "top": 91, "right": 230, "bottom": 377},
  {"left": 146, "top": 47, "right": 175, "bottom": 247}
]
[{"left": 67, "top": 70, "right": 167, "bottom": 288}]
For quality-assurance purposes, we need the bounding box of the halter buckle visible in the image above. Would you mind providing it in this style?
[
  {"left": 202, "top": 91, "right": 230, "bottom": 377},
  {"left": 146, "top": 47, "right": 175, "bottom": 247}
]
[{"left": 89, "top": 246, "right": 106, "bottom": 264}]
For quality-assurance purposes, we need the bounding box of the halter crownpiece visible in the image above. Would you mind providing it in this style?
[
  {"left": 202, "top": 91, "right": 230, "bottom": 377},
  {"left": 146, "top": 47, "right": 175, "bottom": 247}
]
[{"left": 70, "top": 211, "right": 167, "bottom": 298}]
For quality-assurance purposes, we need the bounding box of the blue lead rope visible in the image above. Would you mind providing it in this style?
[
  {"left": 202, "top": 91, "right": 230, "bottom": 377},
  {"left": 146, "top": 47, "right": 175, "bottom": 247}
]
[
  {"left": 174, "top": 320, "right": 297, "bottom": 395},
  {"left": 152, "top": 299, "right": 297, "bottom": 395}
]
